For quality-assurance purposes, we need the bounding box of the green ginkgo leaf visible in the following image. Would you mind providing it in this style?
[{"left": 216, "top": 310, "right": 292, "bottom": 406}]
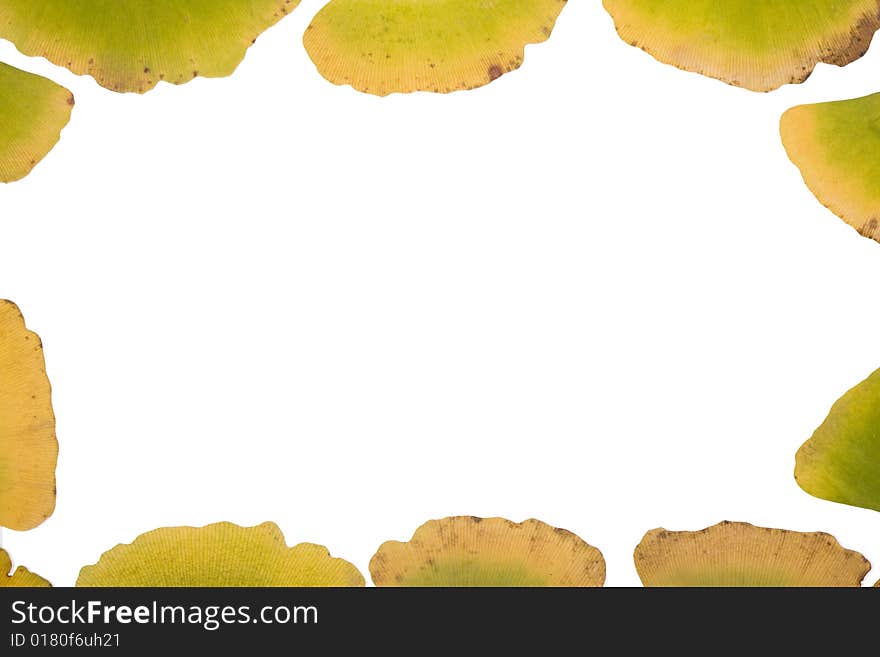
[
  {"left": 0, "top": 63, "right": 73, "bottom": 183},
  {"left": 795, "top": 367, "right": 880, "bottom": 511},
  {"left": 0, "top": 0, "right": 300, "bottom": 93},
  {"left": 781, "top": 92, "right": 880, "bottom": 244},
  {"left": 603, "top": 0, "right": 880, "bottom": 91},
  {"left": 303, "top": 0, "right": 568, "bottom": 96},
  {"left": 635, "top": 521, "right": 870, "bottom": 586}
]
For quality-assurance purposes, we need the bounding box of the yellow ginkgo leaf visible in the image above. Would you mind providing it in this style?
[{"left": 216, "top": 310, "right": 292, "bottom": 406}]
[
  {"left": 0, "top": 300, "right": 57, "bottom": 531},
  {"left": 76, "top": 521, "right": 365, "bottom": 586},
  {"left": 781, "top": 92, "right": 880, "bottom": 244},
  {"left": 0, "top": 63, "right": 73, "bottom": 183},
  {"left": 634, "top": 521, "right": 870, "bottom": 586},
  {"left": 1, "top": 549, "right": 51, "bottom": 587},
  {"left": 303, "top": 0, "right": 568, "bottom": 95},
  {"left": 603, "top": 0, "right": 880, "bottom": 92},
  {"left": 0, "top": 1, "right": 301, "bottom": 93},
  {"left": 794, "top": 366, "right": 880, "bottom": 511},
  {"left": 370, "top": 516, "right": 605, "bottom": 586}
]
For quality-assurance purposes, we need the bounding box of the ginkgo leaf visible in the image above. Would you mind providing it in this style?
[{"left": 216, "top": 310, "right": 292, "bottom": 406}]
[
  {"left": 0, "top": 300, "right": 57, "bottom": 531},
  {"left": 370, "top": 516, "right": 605, "bottom": 586},
  {"left": 781, "top": 92, "right": 880, "bottom": 244},
  {"left": 76, "top": 521, "right": 365, "bottom": 586},
  {"left": 0, "top": 63, "right": 73, "bottom": 183},
  {"left": 1, "top": 549, "right": 51, "bottom": 587},
  {"left": 0, "top": 0, "right": 301, "bottom": 93},
  {"left": 603, "top": 0, "right": 880, "bottom": 92},
  {"left": 795, "top": 367, "right": 880, "bottom": 511},
  {"left": 634, "top": 521, "right": 870, "bottom": 586},
  {"left": 303, "top": 0, "right": 568, "bottom": 96}
]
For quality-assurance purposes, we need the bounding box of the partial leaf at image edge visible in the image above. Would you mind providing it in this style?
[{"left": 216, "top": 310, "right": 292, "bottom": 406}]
[
  {"left": 76, "top": 521, "right": 365, "bottom": 586},
  {"left": 370, "top": 516, "right": 606, "bottom": 586},
  {"left": 781, "top": 92, "right": 880, "bottom": 244},
  {"left": 0, "top": 549, "right": 51, "bottom": 587},
  {"left": 303, "top": 0, "right": 569, "bottom": 96},
  {"left": 795, "top": 367, "right": 880, "bottom": 512},
  {"left": 634, "top": 521, "right": 870, "bottom": 586},
  {"left": 603, "top": 0, "right": 880, "bottom": 92},
  {"left": 0, "top": 1, "right": 301, "bottom": 93},
  {"left": 0, "top": 62, "right": 73, "bottom": 183},
  {"left": 0, "top": 300, "right": 58, "bottom": 531}
]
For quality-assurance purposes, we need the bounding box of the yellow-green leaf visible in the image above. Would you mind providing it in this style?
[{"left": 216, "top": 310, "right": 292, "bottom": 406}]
[
  {"left": 795, "top": 367, "right": 880, "bottom": 511},
  {"left": 634, "top": 521, "right": 870, "bottom": 586},
  {"left": 0, "top": 1, "right": 300, "bottom": 93},
  {"left": 0, "top": 300, "right": 57, "bottom": 531},
  {"left": 0, "top": 63, "right": 73, "bottom": 183},
  {"left": 303, "top": 0, "right": 568, "bottom": 96},
  {"left": 603, "top": 0, "right": 880, "bottom": 91},
  {"left": 370, "top": 516, "right": 605, "bottom": 586},
  {"left": 76, "top": 521, "right": 365, "bottom": 586},
  {"left": 1, "top": 549, "right": 50, "bottom": 587},
  {"left": 781, "top": 92, "right": 880, "bottom": 244}
]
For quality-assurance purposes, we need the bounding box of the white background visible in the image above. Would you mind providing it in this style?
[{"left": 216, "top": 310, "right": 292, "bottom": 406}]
[{"left": 2, "top": 1, "right": 880, "bottom": 586}]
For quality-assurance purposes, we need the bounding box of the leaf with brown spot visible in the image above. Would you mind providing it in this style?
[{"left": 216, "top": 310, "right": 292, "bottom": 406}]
[
  {"left": 0, "top": 63, "right": 73, "bottom": 183},
  {"left": 0, "top": 0, "right": 301, "bottom": 93},
  {"left": 604, "top": 0, "right": 880, "bottom": 92},
  {"left": 782, "top": 92, "right": 880, "bottom": 244},
  {"left": 370, "top": 516, "right": 605, "bottom": 586},
  {"left": 303, "top": 0, "right": 568, "bottom": 96},
  {"left": 0, "top": 300, "right": 57, "bottom": 531},
  {"left": 634, "top": 521, "right": 870, "bottom": 586}
]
